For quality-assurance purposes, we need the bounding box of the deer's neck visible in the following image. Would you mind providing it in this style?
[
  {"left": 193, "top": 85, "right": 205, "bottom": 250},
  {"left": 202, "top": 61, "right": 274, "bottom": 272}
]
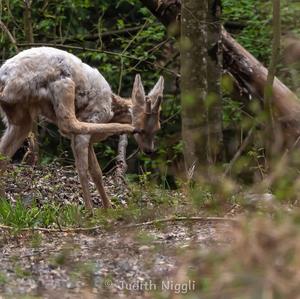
[{"left": 110, "top": 93, "right": 133, "bottom": 124}]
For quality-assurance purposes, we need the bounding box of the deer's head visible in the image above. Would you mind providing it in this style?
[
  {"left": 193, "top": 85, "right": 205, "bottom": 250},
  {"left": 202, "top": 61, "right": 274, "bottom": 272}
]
[{"left": 131, "top": 74, "right": 164, "bottom": 155}]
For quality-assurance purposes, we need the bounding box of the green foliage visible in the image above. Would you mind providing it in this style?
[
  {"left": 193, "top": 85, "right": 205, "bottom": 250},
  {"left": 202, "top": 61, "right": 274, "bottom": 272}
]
[
  {"left": 223, "top": 0, "right": 272, "bottom": 61},
  {"left": 1, "top": 0, "right": 299, "bottom": 185},
  {"left": 0, "top": 0, "right": 182, "bottom": 180},
  {"left": 223, "top": 0, "right": 300, "bottom": 63},
  {"left": 0, "top": 199, "right": 88, "bottom": 228},
  {"left": 0, "top": 179, "right": 190, "bottom": 230},
  {"left": 0, "top": 194, "right": 164, "bottom": 230},
  {"left": 223, "top": 96, "right": 243, "bottom": 129},
  {"left": 0, "top": 272, "right": 7, "bottom": 285},
  {"left": 281, "top": 1, "right": 300, "bottom": 35},
  {"left": 14, "top": 264, "right": 31, "bottom": 278}
]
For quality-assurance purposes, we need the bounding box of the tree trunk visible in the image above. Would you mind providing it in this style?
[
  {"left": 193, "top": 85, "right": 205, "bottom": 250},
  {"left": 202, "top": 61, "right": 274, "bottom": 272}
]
[
  {"left": 181, "top": 0, "right": 208, "bottom": 177},
  {"left": 140, "top": 0, "right": 300, "bottom": 146},
  {"left": 206, "top": 0, "right": 223, "bottom": 163},
  {"left": 23, "top": 0, "right": 34, "bottom": 44},
  {"left": 264, "top": 0, "right": 281, "bottom": 165},
  {"left": 139, "top": 0, "right": 180, "bottom": 33}
]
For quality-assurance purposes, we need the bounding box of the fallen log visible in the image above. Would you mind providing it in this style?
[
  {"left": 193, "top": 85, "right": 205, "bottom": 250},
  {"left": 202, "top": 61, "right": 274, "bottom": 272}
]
[
  {"left": 140, "top": 0, "right": 300, "bottom": 142},
  {"left": 222, "top": 30, "right": 300, "bottom": 138}
]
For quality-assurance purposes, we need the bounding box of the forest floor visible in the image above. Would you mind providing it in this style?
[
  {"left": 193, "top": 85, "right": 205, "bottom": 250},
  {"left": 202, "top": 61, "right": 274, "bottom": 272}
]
[
  {"left": 0, "top": 219, "right": 232, "bottom": 298},
  {"left": 0, "top": 163, "right": 298, "bottom": 299}
]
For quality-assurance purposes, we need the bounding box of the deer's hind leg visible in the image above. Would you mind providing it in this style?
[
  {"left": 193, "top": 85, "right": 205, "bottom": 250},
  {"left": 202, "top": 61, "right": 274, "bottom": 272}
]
[
  {"left": 71, "top": 134, "right": 93, "bottom": 210},
  {"left": 49, "top": 78, "right": 134, "bottom": 136},
  {"left": 0, "top": 104, "right": 33, "bottom": 197},
  {"left": 0, "top": 104, "right": 33, "bottom": 166},
  {"left": 88, "top": 144, "right": 112, "bottom": 209}
]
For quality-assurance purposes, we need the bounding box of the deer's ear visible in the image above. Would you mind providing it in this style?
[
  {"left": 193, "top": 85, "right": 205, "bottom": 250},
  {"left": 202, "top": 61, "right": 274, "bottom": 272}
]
[
  {"left": 148, "top": 76, "right": 164, "bottom": 99},
  {"left": 131, "top": 74, "right": 145, "bottom": 106}
]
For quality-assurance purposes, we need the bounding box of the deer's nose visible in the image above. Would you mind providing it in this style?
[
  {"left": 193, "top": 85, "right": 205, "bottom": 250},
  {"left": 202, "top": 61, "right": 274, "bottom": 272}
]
[{"left": 144, "top": 149, "right": 154, "bottom": 156}]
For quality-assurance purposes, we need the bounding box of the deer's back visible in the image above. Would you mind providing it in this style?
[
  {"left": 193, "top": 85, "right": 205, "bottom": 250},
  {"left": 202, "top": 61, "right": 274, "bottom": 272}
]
[{"left": 0, "top": 47, "right": 113, "bottom": 124}]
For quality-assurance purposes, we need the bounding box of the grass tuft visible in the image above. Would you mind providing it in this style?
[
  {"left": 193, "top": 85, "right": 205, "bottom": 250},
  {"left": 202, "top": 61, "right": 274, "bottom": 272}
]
[{"left": 0, "top": 200, "right": 89, "bottom": 229}]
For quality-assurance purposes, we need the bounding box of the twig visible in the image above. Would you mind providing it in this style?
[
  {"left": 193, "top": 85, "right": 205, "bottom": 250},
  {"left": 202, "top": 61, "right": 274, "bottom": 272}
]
[
  {"left": 118, "top": 20, "right": 149, "bottom": 93},
  {"left": 0, "top": 224, "right": 100, "bottom": 233},
  {"left": 161, "top": 109, "right": 180, "bottom": 125},
  {"left": 4, "top": 0, "right": 21, "bottom": 30},
  {"left": 126, "top": 148, "right": 139, "bottom": 161},
  {"left": 52, "top": 25, "right": 148, "bottom": 43},
  {"left": 122, "top": 216, "right": 238, "bottom": 228},
  {"left": 118, "top": 57, "right": 124, "bottom": 95},
  {"left": 122, "top": 20, "right": 149, "bottom": 54},
  {"left": 103, "top": 148, "right": 139, "bottom": 174},
  {"left": 17, "top": 42, "right": 135, "bottom": 58},
  {"left": 161, "top": 51, "right": 180, "bottom": 69},
  {"left": 96, "top": 10, "right": 105, "bottom": 50},
  {"left": 129, "top": 38, "right": 171, "bottom": 72},
  {"left": 223, "top": 126, "right": 255, "bottom": 177},
  {"left": 0, "top": 216, "right": 238, "bottom": 233},
  {"left": 17, "top": 42, "right": 179, "bottom": 77},
  {"left": 0, "top": 20, "right": 19, "bottom": 52},
  {"left": 258, "top": 135, "right": 300, "bottom": 190}
]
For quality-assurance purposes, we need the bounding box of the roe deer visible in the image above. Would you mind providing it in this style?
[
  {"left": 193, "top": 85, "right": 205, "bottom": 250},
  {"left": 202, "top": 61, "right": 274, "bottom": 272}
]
[{"left": 0, "top": 47, "right": 164, "bottom": 209}]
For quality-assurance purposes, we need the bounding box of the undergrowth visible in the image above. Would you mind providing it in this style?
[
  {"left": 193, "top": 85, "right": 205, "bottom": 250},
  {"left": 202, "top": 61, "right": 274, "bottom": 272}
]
[
  {"left": 0, "top": 167, "right": 295, "bottom": 231},
  {"left": 0, "top": 177, "right": 237, "bottom": 230}
]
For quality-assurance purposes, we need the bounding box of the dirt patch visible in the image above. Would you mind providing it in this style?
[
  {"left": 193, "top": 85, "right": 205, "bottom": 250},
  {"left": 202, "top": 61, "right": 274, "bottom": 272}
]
[
  {"left": 3, "top": 163, "right": 125, "bottom": 207},
  {"left": 0, "top": 222, "right": 232, "bottom": 298},
  {"left": 0, "top": 163, "right": 235, "bottom": 298}
]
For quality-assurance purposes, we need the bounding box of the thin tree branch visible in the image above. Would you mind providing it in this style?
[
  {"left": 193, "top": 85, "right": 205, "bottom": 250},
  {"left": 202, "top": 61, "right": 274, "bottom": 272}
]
[
  {"left": 52, "top": 25, "right": 148, "bottom": 44},
  {"left": 123, "top": 216, "right": 238, "bottom": 228},
  {"left": 264, "top": 0, "right": 281, "bottom": 165},
  {"left": 118, "top": 20, "right": 149, "bottom": 94},
  {"left": 223, "top": 126, "right": 255, "bottom": 177},
  {"left": 0, "top": 20, "right": 19, "bottom": 52},
  {"left": 0, "top": 216, "right": 238, "bottom": 233},
  {"left": 17, "top": 42, "right": 179, "bottom": 77}
]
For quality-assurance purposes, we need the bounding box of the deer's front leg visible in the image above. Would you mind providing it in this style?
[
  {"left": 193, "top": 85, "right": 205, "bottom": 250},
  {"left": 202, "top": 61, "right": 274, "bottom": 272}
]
[
  {"left": 71, "top": 134, "right": 93, "bottom": 210},
  {"left": 88, "top": 143, "right": 112, "bottom": 209}
]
